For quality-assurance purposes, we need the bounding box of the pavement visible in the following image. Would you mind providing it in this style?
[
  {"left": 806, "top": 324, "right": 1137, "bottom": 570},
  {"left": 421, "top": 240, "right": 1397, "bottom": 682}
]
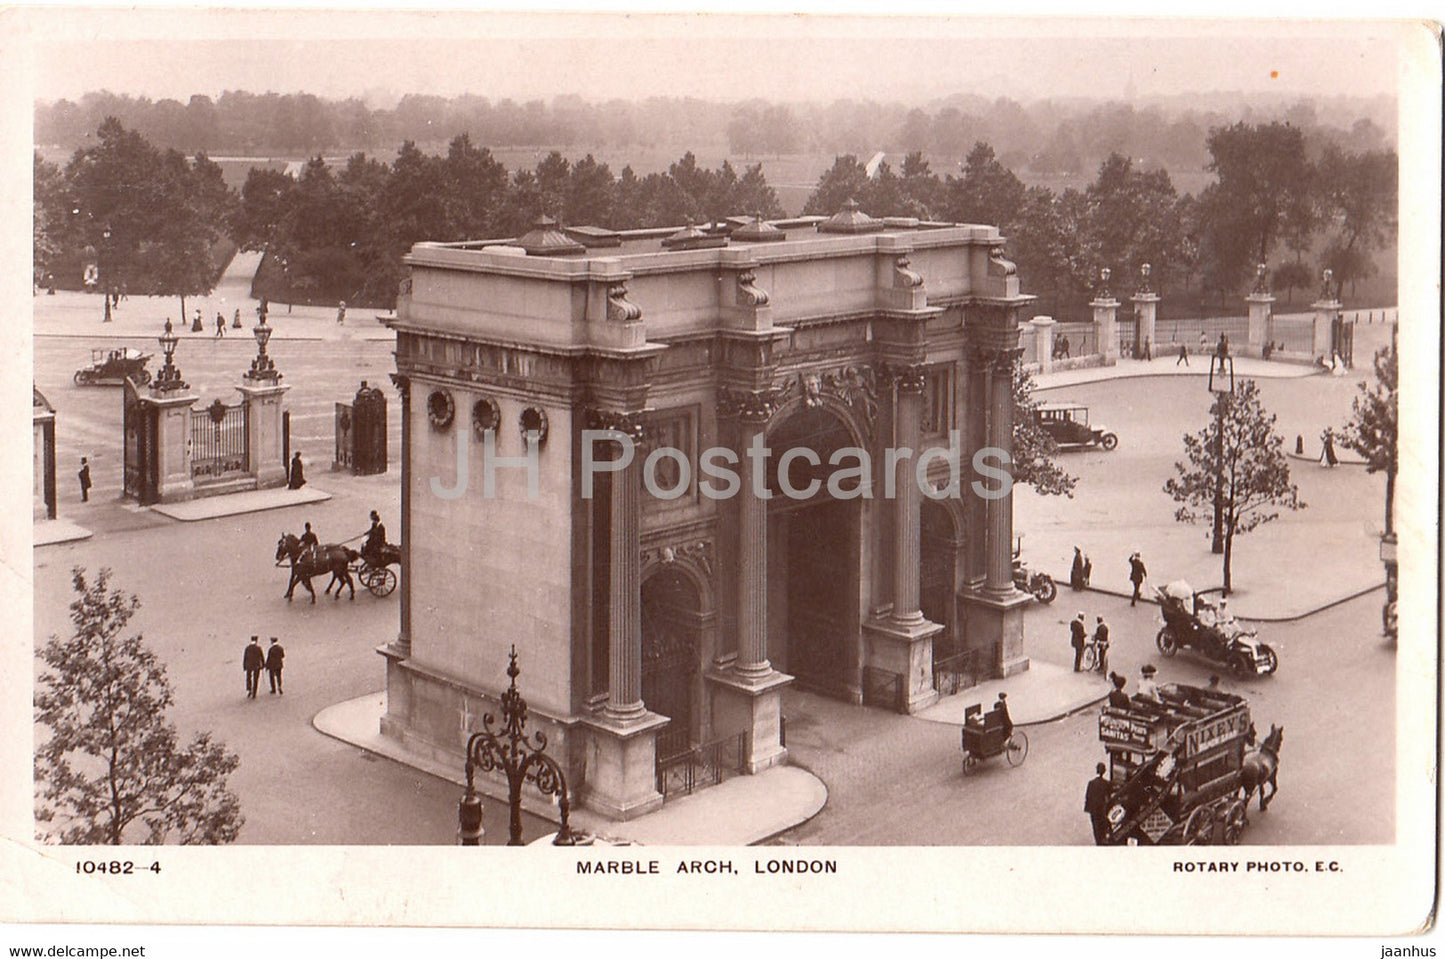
[
  {"left": 149, "top": 485, "right": 331, "bottom": 522},
  {"left": 1032, "top": 352, "right": 1321, "bottom": 390},
  {"left": 30, "top": 251, "right": 395, "bottom": 344},
  {"left": 32, "top": 517, "right": 93, "bottom": 546},
  {"left": 314, "top": 691, "right": 829, "bottom": 846}
]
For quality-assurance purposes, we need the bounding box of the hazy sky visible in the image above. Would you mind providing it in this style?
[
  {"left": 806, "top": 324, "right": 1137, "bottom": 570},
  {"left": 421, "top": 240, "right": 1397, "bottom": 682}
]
[{"left": 19, "top": 10, "right": 1411, "bottom": 107}]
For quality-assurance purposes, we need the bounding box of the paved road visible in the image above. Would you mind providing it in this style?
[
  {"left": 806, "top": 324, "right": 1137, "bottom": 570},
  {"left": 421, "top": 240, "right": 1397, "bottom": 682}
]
[{"left": 776, "top": 588, "right": 1394, "bottom": 845}]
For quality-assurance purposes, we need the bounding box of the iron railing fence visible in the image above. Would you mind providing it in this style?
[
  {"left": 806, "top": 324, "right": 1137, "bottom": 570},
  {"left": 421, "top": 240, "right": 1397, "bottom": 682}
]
[{"left": 190, "top": 402, "right": 247, "bottom": 480}]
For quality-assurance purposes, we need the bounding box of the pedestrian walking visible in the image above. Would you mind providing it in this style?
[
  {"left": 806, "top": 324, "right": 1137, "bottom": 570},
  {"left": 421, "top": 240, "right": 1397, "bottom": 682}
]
[
  {"left": 192, "top": 308, "right": 204, "bottom": 333},
  {"left": 1320, "top": 429, "right": 1339, "bottom": 467},
  {"left": 336, "top": 300, "right": 347, "bottom": 325},
  {"left": 288, "top": 452, "right": 306, "bottom": 489},
  {"left": 1198, "top": 330, "right": 1208, "bottom": 354},
  {"left": 1084, "top": 761, "right": 1112, "bottom": 845},
  {"left": 77, "top": 457, "right": 91, "bottom": 503},
  {"left": 1128, "top": 552, "right": 1148, "bottom": 607},
  {"left": 233, "top": 308, "right": 243, "bottom": 329},
  {"left": 243, "top": 636, "right": 265, "bottom": 699},
  {"left": 1141, "top": 337, "right": 1152, "bottom": 361},
  {"left": 1093, "top": 616, "right": 1110, "bottom": 676},
  {"left": 1070, "top": 546, "right": 1087, "bottom": 590},
  {"left": 1070, "top": 612, "right": 1088, "bottom": 672},
  {"left": 1107, "top": 673, "right": 1130, "bottom": 709},
  {"left": 265, "top": 638, "right": 285, "bottom": 695},
  {"left": 1176, "top": 343, "right": 1189, "bottom": 367}
]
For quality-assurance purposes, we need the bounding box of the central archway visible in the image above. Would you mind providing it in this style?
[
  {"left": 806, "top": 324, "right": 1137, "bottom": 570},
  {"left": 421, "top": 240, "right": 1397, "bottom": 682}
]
[{"left": 765, "top": 403, "right": 864, "bottom": 697}]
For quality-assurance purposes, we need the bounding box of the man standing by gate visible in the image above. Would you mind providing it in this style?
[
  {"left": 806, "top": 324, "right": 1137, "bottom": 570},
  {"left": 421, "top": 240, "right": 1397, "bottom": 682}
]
[{"left": 1070, "top": 612, "right": 1088, "bottom": 672}]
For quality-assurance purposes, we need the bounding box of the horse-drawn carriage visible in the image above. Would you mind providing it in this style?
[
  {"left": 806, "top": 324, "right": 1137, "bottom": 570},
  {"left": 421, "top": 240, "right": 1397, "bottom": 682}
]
[
  {"left": 1096, "top": 683, "right": 1281, "bottom": 845},
  {"left": 1154, "top": 580, "right": 1278, "bottom": 677},
  {"left": 276, "top": 532, "right": 400, "bottom": 602}
]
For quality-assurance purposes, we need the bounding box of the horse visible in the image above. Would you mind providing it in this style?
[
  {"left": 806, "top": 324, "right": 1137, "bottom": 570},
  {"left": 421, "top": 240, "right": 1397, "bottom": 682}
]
[
  {"left": 276, "top": 532, "right": 358, "bottom": 603},
  {"left": 1238, "top": 724, "right": 1284, "bottom": 816}
]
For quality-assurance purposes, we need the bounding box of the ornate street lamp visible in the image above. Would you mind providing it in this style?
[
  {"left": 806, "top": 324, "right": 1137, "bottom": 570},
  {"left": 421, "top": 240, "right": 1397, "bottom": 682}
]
[
  {"left": 1139, "top": 262, "right": 1152, "bottom": 294},
  {"left": 458, "top": 647, "right": 576, "bottom": 846},
  {"left": 153, "top": 319, "right": 188, "bottom": 392},
  {"left": 1207, "top": 347, "right": 1235, "bottom": 557},
  {"left": 245, "top": 313, "right": 281, "bottom": 383},
  {"left": 1099, "top": 266, "right": 1112, "bottom": 299},
  {"left": 101, "top": 226, "right": 113, "bottom": 323}
]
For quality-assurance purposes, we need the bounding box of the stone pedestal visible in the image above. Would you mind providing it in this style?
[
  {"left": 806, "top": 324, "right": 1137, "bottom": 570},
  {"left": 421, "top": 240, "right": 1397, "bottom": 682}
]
[
  {"left": 1091, "top": 296, "right": 1120, "bottom": 363},
  {"left": 1131, "top": 293, "right": 1159, "bottom": 359},
  {"left": 708, "top": 669, "right": 792, "bottom": 772},
  {"left": 579, "top": 711, "right": 669, "bottom": 820},
  {"left": 238, "top": 381, "right": 290, "bottom": 488},
  {"left": 864, "top": 618, "right": 942, "bottom": 713},
  {"left": 1246, "top": 293, "right": 1275, "bottom": 356},
  {"left": 148, "top": 390, "right": 197, "bottom": 502},
  {"left": 1030, "top": 316, "right": 1056, "bottom": 372},
  {"left": 1312, "top": 297, "right": 1342, "bottom": 361},
  {"left": 960, "top": 589, "right": 1033, "bottom": 677}
]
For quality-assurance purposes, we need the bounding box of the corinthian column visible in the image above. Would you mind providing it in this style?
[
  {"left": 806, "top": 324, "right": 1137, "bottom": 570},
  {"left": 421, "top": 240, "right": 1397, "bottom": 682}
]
[
  {"left": 592, "top": 411, "right": 647, "bottom": 722},
  {"left": 983, "top": 349, "right": 1018, "bottom": 599},
  {"left": 891, "top": 366, "right": 927, "bottom": 625},
  {"left": 734, "top": 393, "right": 774, "bottom": 680}
]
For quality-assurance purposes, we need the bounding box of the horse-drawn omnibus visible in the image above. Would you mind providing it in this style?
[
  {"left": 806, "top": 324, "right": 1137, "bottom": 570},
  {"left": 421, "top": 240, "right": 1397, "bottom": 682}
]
[{"left": 1096, "top": 683, "right": 1281, "bottom": 845}]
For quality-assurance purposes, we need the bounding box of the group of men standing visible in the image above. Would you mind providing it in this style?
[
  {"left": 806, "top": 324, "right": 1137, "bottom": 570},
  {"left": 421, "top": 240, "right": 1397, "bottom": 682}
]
[{"left": 243, "top": 636, "right": 285, "bottom": 698}]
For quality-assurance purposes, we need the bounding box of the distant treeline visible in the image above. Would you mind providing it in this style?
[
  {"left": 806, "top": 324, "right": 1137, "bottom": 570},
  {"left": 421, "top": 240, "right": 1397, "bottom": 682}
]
[{"left": 36, "top": 90, "right": 1395, "bottom": 177}]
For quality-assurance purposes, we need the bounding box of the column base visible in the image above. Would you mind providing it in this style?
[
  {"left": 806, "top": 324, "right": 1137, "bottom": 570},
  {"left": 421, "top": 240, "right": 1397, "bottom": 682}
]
[
  {"left": 578, "top": 710, "right": 670, "bottom": 821},
  {"left": 863, "top": 616, "right": 943, "bottom": 713},
  {"left": 959, "top": 589, "right": 1032, "bottom": 680},
  {"left": 707, "top": 668, "right": 793, "bottom": 773}
]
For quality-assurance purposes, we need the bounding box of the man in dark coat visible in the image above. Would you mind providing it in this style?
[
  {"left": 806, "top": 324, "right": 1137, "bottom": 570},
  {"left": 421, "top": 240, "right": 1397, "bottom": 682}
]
[
  {"left": 1084, "top": 762, "right": 1113, "bottom": 845},
  {"left": 1093, "top": 616, "right": 1110, "bottom": 675},
  {"left": 362, "top": 510, "right": 387, "bottom": 566},
  {"left": 1070, "top": 612, "right": 1088, "bottom": 671},
  {"left": 243, "top": 636, "right": 266, "bottom": 699},
  {"left": 990, "top": 692, "right": 1013, "bottom": 739},
  {"left": 1128, "top": 552, "right": 1148, "bottom": 606},
  {"left": 265, "top": 638, "right": 285, "bottom": 695},
  {"left": 1070, "top": 547, "right": 1087, "bottom": 590},
  {"left": 78, "top": 457, "right": 91, "bottom": 502},
  {"left": 288, "top": 452, "right": 306, "bottom": 489}
]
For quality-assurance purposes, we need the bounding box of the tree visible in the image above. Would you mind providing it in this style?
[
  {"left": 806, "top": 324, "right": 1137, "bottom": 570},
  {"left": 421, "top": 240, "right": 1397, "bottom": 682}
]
[
  {"left": 1340, "top": 333, "right": 1397, "bottom": 533},
  {"left": 1315, "top": 144, "right": 1398, "bottom": 298},
  {"left": 802, "top": 154, "right": 869, "bottom": 216},
  {"left": 35, "top": 568, "right": 243, "bottom": 845},
  {"left": 1011, "top": 359, "right": 1077, "bottom": 498},
  {"left": 1198, "top": 121, "right": 1312, "bottom": 293},
  {"left": 1163, "top": 380, "right": 1304, "bottom": 594},
  {"left": 943, "top": 141, "right": 1027, "bottom": 231},
  {"left": 33, "top": 152, "right": 65, "bottom": 286}
]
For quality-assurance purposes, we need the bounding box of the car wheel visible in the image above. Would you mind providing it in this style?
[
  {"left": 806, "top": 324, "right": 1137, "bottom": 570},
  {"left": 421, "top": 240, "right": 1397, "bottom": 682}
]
[
  {"left": 1032, "top": 575, "right": 1057, "bottom": 604},
  {"left": 1156, "top": 626, "right": 1178, "bottom": 656},
  {"left": 1100, "top": 433, "right": 1119, "bottom": 451}
]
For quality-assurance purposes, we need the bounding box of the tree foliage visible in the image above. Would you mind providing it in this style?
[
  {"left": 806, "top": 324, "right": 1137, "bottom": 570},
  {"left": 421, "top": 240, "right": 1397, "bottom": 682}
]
[
  {"left": 1011, "top": 359, "right": 1077, "bottom": 498},
  {"left": 1340, "top": 334, "right": 1398, "bottom": 531},
  {"left": 1163, "top": 380, "right": 1304, "bottom": 593},
  {"left": 35, "top": 568, "right": 243, "bottom": 845}
]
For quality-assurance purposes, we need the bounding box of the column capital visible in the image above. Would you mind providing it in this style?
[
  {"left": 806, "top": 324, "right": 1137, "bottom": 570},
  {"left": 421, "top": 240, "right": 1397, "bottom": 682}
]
[
  {"left": 972, "top": 345, "right": 1023, "bottom": 373},
  {"left": 583, "top": 407, "right": 646, "bottom": 444},
  {"left": 880, "top": 362, "right": 928, "bottom": 394},
  {"left": 389, "top": 372, "right": 410, "bottom": 399},
  {"left": 717, "top": 386, "right": 783, "bottom": 424}
]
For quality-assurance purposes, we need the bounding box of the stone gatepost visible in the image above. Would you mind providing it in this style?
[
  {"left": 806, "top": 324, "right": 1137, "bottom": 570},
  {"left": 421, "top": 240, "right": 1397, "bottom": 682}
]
[
  {"left": 237, "top": 315, "right": 289, "bottom": 488},
  {"left": 1246, "top": 263, "right": 1274, "bottom": 356},
  {"left": 1091, "top": 271, "right": 1120, "bottom": 363},
  {"left": 150, "top": 391, "right": 197, "bottom": 502},
  {"left": 1131, "top": 270, "right": 1159, "bottom": 361},
  {"left": 1030, "top": 316, "right": 1056, "bottom": 372},
  {"left": 1311, "top": 270, "right": 1342, "bottom": 361}
]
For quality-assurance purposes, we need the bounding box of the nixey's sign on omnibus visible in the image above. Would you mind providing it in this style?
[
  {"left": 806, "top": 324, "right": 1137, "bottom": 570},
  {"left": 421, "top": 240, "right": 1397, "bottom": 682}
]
[{"left": 1181, "top": 705, "right": 1250, "bottom": 758}]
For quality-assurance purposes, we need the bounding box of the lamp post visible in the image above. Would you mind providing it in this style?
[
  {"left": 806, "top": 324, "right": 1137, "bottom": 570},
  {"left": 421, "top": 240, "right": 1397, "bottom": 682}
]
[
  {"left": 245, "top": 312, "right": 281, "bottom": 383},
  {"left": 153, "top": 319, "right": 188, "bottom": 392},
  {"left": 1207, "top": 351, "right": 1235, "bottom": 557},
  {"left": 458, "top": 647, "right": 576, "bottom": 846},
  {"left": 101, "top": 226, "right": 113, "bottom": 323}
]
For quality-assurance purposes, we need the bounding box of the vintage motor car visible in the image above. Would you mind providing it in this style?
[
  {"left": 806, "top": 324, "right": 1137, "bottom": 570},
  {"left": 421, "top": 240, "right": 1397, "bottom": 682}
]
[
  {"left": 1034, "top": 402, "right": 1118, "bottom": 451},
  {"left": 1154, "top": 580, "right": 1279, "bottom": 677},
  {"left": 74, "top": 347, "right": 152, "bottom": 387}
]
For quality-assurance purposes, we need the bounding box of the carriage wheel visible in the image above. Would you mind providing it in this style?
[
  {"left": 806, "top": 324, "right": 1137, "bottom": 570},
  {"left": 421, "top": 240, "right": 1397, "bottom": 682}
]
[
  {"left": 1082, "top": 645, "right": 1098, "bottom": 671},
  {"left": 366, "top": 567, "right": 397, "bottom": 598},
  {"left": 1221, "top": 800, "right": 1248, "bottom": 845},
  {"left": 1004, "top": 730, "right": 1029, "bottom": 767},
  {"left": 1156, "top": 626, "right": 1179, "bottom": 656},
  {"left": 961, "top": 750, "right": 978, "bottom": 776},
  {"left": 1182, "top": 806, "right": 1214, "bottom": 846},
  {"left": 1258, "top": 645, "right": 1279, "bottom": 675}
]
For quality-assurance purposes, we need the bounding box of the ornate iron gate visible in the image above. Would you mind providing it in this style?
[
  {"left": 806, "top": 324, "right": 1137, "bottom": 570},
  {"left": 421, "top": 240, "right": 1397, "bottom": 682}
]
[
  {"left": 190, "top": 399, "right": 247, "bottom": 480},
  {"left": 122, "top": 377, "right": 158, "bottom": 504}
]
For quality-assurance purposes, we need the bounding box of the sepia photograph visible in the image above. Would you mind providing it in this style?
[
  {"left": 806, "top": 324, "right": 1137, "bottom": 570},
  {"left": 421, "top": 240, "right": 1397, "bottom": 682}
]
[{"left": 3, "top": 3, "right": 1439, "bottom": 944}]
